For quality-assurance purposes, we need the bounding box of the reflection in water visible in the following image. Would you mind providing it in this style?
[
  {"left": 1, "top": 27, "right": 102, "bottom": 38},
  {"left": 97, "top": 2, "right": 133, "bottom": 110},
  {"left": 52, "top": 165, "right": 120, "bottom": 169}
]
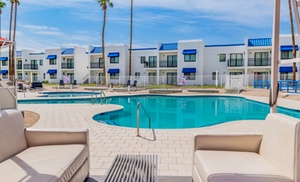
[{"left": 93, "top": 96, "right": 300, "bottom": 129}]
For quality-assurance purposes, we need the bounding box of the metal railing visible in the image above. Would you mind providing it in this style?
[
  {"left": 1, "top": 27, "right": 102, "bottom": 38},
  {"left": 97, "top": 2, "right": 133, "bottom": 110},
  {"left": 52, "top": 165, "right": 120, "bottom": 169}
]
[
  {"left": 90, "top": 62, "right": 103, "bottom": 69},
  {"left": 136, "top": 102, "right": 152, "bottom": 137},
  {"left": 248, "top": 58, "right": 271, "bottom": 66},
  {"left": 23, "top": 64, "right": 38, "bottom": 70},
  {"left": 159, "top": 60, "right": 177, "bottom": 68},
  {"left": 91, "top": 90, "right": 98, "bottom": 104},
  {"left": 227, "top": 59, "right": 244, "bottom": 67},
  {"left": 61, "top": 63, "right": 74, "bottom": 69},
  {"left": 100, "top": 90, "right": 106, "bottom": 105}
]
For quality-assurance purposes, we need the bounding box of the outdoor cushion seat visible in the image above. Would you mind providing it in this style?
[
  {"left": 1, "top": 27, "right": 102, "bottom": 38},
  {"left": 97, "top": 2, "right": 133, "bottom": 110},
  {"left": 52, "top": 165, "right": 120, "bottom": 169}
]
[
  {"left": 0, "top": 144, "right": 89, "bottom": 181},
  {"left": 194, "top": 150, "right": 292, "bottom": 182},
  {"left": 192, "top": 113, "right": 300, "bottom": 182},
  {"left": 0, "top": 110, "right": 90, "bottom": 182}
]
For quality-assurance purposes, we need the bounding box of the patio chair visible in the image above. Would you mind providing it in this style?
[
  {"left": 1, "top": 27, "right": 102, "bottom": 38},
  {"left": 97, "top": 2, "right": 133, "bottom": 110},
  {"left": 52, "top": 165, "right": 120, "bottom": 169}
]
[
  {"left": 132, "top": 80, "right": 137, "bottom": 88},
  {"left": 18, "top": 83, "right": 26, "bottom": 92},
  {"left": 72, "top": 80, "right": 77, "bottom": 86},
  {"left": 59, "top": 80, "right": 64, "bottom": 87},
  {"left": 123, "top": 80, "right": 130, "bottom": 87},
  {"left": 192, "top": 113, "right": 300, "bottom": 182}
]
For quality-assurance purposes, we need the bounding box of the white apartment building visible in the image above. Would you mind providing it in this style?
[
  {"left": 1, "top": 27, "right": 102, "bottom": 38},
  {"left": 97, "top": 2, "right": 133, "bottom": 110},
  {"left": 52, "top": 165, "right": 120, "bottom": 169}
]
[{"left": 0, "top": 35, "right": 299, "bottom": 86}]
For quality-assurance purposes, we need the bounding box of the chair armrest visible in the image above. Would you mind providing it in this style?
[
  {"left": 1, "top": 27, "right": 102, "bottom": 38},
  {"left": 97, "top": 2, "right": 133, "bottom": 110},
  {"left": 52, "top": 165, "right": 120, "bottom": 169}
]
[
  {"left": 25, "top": 128, "right": 89, "bottom": 147},
  {"left": 194, "top": 134, "right": 262, "bottom": 153}
]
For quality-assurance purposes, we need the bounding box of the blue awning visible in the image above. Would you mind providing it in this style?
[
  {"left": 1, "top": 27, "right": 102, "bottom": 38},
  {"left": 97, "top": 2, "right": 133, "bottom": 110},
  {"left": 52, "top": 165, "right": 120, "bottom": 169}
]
[
  {"left": 279, "top": 66, "right": 298, "bottom": 73},
  {"left": 182, "top": 49, "right": 196, "bottom": 55},
  {"left": 107, "top": 69, "right": 120, "bottom": 73},
  {"left": 182, "top": 68, "right": 196, "bottom": 73},
  {"left": 1, "top": 70, "right": 8, "bottom": 74},
  {"left": 0, "top": 57, "right": 8, "bottom": 61},
  {"left": 280, "top": 45, "right": 299, "bottom": 51},
  {"left": 107, "top": 52, "right": 119, "bottom": 57},
  {"left": 46, "top": 55, "right": 57, "bottom": 59},
  {"left": 47, "top": 69, "right": 57, "bottom": 74}
]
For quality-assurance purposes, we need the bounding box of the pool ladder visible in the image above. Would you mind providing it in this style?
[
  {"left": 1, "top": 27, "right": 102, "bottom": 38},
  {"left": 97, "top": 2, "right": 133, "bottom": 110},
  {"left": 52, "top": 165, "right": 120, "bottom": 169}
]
[
  {"left": 136, "top": 102, "right": 155, "bottom": 140},
  {"left": 91, "top": 90, "right": 107, "bottom": 105}
]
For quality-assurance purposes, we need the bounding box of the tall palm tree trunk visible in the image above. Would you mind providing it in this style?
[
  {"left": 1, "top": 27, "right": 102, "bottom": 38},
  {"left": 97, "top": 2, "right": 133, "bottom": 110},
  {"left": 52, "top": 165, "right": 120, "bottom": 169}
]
[
  {"left": 11, "top": 1, "right": 18, "bottom": 80},
  {"left": 0, "top": 9, "right": 2, "bottom": 38},
  {"left": 129, "top": 0, "right": 133, "bottom": 77},
  {"left": 288, "top": 0, "right": 297, "bottom": 81},
  {"left": 102, "top": 5, "right": 107, "bottom": 85},
  {"left": 8, "top": 1, "right": 14, "bottom": 81}
]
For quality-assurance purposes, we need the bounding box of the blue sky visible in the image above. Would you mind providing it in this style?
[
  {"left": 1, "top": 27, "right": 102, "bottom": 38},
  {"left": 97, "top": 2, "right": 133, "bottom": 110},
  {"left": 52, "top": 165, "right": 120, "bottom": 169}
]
[{"left": 0, "top": 0, "right": 295, "bottom": 51}]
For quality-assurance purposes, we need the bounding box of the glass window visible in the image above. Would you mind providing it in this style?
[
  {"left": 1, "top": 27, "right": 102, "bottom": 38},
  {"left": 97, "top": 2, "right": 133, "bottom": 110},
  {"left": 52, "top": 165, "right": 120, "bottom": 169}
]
[
  {"left": 135, "top": 72, "right": 140, "bottom": 79},
  {"left": 280, "top": 73, "right": 292, "bottom": 80},
  {"left": 184, "top": 73, "right": 195, "bottom": 80},
  {"left": 212, "top": 72, "right": 216, "bottom": 80},
  {"left": 140, "top": 56, "right": 146, "bottom": 64},
  {"left": 2, "top": 60, "right": 8, "bottom": 66},
  {"left": 50, "top": 73, "right": 57, "bottom": 79},
  {"left": 110, "top": 73, "right": 119, "bottom": 79},
  {"left": 254, "top": 52, "right": 269, "bottom": 66},
  {"left": 2, "top": 73, "right": 8, "bottom": 79},
  {"left": 149, "top": 56, "right": 157, "bottom": 68},
  {"left": 43, "top": 73, "right": 45, "bottom": 79},
  {"left": 219, "top": 54, "right": 226, "bottom": 62},
  {"left": 49, "top": 58, "right": 56, "bottom": 65},
  {"left": 110, "top": 57, "right": 119, "bottom": 63},
  {"left": 281, "top": 51, "right": 293, "bottom": 59},
  {"left": 17, "top": 73, "right": 22, "bottom": 80},
  {"left": 99, "top": 58, "right": 103, "bottom": 68},
  {"left": 39, "top": 59, "right": 43, "bottom": 66},
  {"left": 184, "top": 54, "right": 196, "bottom": 62},
  {"left": 229, "top": 53, "right": 243, "bottom": 66}
]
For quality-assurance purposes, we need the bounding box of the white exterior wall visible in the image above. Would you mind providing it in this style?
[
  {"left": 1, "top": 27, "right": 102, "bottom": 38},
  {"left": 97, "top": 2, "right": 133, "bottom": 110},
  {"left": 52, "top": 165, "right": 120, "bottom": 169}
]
[
  {"left": 177, "top": 40, "right": 204, "bottom": 85},
  {"left": 105, "top": 44, "right": 129, "bottom": 85},
  {"left": 74, "top": 46, "right": 89, "bottom": 84},
  {"left": 45, "top": 48, "right": 61, "bottom": 84},
  {"left": 131, "top": 49, "right": 157, "bottom": 85}
]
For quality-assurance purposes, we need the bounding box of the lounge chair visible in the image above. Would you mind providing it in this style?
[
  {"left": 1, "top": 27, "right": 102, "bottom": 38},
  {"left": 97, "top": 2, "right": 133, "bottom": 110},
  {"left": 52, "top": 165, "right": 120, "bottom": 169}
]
[
  {"left": 192, "top": 113, "right": 300, "bottom": 182},
  {"left": 18, "top": 83, "right": 26, "bottom": 92},
  {"left": 124, "top": 80, "right": 130, "bottom": 87},
  {"left": 132, "top": 80, "right": 137, "bottom": 88},
  {"left": 59, "top": 80, "right": 64, "bottom": 87}
]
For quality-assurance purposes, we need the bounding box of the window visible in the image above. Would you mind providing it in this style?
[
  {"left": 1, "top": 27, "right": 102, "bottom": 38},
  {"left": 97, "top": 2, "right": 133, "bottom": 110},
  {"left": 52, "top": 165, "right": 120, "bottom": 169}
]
[
  {"left": 212, "top": 72, "right": 216, "bottom": 80},
  {"left": 281, "top": 51, "right": 293, "bottom": 59},
  {"left": 280, "top": 73, "right": 292, "bottom": 80},
  {"left": 67, "top": 58, "right": 74, "bottom": 68},
  {"left": 110, "top": 73, "right": 119, "bottom": 79},
  {"left": 140, "top": 56, "right": 146, "bottom": 64},
  {"left": 2, "top": 60, "right": 8, "bottom": 66},
  {"left": 39, "top": 59, "right": 43, "bottom": 66},
  {"left": 149, "top": 56, "right": 157, "bottom": 68},
  {"left": 17, "top": 73, "right": 22, "bottom": 80},
  {"left": 43, "top": 73, "right": 45, "bottom": 79},
  {"left": 110, "top": 56, "right": 119, "bottom": 63},
  {"left": 49, "top": 58, "right": 56, "bottom": 65},
  {"left": 254, "top": 52, "right": 269, "bottom": 66},
  {"left": 229, "top": 53, "right": 243, "bottom": 66},
  {"left": 184, "top": 54, "right": 196, "bottom": 62},
  {"left": 230, "top": 72, "right": 243, "bottom": 75},
  {"left": 99, "top": 58, "right": 103, "bottom": 68},
  {"left": 2, "top": 73, "right": 8, "bottom": 79},
  {"left": 135, "top": 72, "right": 140, "bottom": 79},
  {"left": 219, "top": 54, "right": 226, "bottom": 62},
  {"left": 167, "top": 55, "right": 177, "bottom": 67},
  {"left": 50, "top": 73, "right": 57, "bottom": 79},
  {"left": 184, "top": 73, "right": 195, "bottom": 80}
]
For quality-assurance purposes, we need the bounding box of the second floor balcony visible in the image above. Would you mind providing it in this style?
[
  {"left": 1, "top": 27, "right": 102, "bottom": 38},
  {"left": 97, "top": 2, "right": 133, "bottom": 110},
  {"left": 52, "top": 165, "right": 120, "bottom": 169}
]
[
  {"left": 61, "top": 63, "right": 74, "bottom": 69},
  {"left": 228, "top": 59, "right": 244, "bottom": 67},
  {"left": 23, "top": 64, "right": 38, "bottom": 70},
  {"left": 17, "top": 64, "right": 22, "bottom": 69},
  {"left": 248, "top": 58, "right": 271, "bottom": 66},
  {"left": 159, "top": 60, "right": 177, "bottom": 68},
  {"left": 90, "top": 62, "right": 103, "bottom": 69}
]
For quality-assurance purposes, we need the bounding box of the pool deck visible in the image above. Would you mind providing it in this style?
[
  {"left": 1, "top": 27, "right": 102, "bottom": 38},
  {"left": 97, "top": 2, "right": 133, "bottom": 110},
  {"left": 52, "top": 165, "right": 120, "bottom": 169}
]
[{"left": 16, "top": 86, "right": 300, "bottom": 179}]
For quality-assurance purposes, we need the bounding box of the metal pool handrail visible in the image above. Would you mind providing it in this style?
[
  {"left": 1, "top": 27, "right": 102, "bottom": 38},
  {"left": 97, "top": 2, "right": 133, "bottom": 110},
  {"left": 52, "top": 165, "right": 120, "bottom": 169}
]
[
  {"left": 91, "top": 90, "right": 98, "bottom": 104},
  {"left": 136, "top": 102, "right": 151, "bottom": 137},
  {"left": 100, "top": 90, "right": 107, "bottom": 105}
]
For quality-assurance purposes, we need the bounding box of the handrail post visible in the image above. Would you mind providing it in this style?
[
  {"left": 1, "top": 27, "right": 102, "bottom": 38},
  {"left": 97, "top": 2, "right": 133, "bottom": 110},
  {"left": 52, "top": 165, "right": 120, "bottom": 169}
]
[{"left": 136, "top": 103, "right": 140, "bottom": 137}]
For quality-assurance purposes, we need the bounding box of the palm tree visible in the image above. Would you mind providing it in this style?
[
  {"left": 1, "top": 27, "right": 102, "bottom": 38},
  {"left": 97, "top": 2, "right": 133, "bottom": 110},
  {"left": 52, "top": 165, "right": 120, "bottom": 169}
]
[
  {"left": 10, "top": 0, "right": 19, "bottom": 80},
  {"left": 96, "top": 0, "right": 113, "bottom": 85},
  {"left": 129, "top": 0, "right": 133, "bottom": 78},
  {"left": 8, "top": 0, "right": 14, "bottom": 81},
  {"left": 288, "top": 0, "right": 297, "bottom": 81},
  {"left": 0, "top": 1, "right": 6, "bottom": 37}
]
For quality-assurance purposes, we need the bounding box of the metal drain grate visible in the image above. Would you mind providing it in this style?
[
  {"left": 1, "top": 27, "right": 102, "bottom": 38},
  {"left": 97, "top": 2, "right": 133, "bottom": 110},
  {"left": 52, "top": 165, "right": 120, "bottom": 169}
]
[{"left": 104, "top": 154, "right": 158, "bottom": 182}]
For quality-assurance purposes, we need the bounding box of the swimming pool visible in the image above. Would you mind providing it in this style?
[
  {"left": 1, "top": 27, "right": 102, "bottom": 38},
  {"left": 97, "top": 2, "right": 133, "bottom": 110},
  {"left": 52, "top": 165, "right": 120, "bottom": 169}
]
[
  {"left": 39, "top": 91, "right": 99, "bottom": 98},
  {"left": 92, "top": 95, "right": 300, "bottom": 129}
]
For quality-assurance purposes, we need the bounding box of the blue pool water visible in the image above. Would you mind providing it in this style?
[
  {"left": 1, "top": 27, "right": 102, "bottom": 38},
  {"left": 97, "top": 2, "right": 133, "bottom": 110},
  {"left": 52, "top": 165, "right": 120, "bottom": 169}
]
[
  {"left": 39, "top": 91, "right": 99, "bottom": 98},
  {"left": 18, "top": 95, "right": 300, "bottom": 129},
  {"left": 92, "top": 96, "right": 300, "bottom": 129}
]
